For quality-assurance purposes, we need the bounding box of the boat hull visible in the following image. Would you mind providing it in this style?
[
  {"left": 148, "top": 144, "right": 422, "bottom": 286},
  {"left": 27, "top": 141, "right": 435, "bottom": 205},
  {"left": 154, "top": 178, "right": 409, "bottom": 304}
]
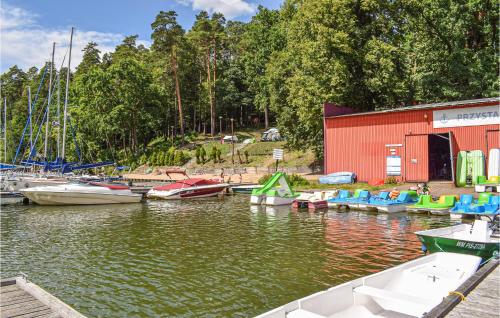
[
  {"left": 250, "top": 194, "right": 265, "bottom": 205},
  {"left": 417, "top": 234, "right": 499, "bottom": 260},
  {"left": 407, "top": 207, "right": 450, "bottom": 215},
  {"left": 231, "top": 185, "right": 262, "bottom": 194},
  {"left": 292, "top": 200, "right": 328, "bottom": 210},
  {"left": 265, "top": 196, "right": 295, "bottom": 206},
  {"left": 356, "top": 203, "right": 378, "bottom": 212},
  {"left": 0, "top": 192, "right": 26, "bottom": 205},
  {"left": 375, "top": 204, "right": 408, "bottom": 213},
  {"left": 21, "top": 190, "right": 142, "bottom": 205},
  {"left": 147, "top": 184, "right": 227, "bottom": 200}
]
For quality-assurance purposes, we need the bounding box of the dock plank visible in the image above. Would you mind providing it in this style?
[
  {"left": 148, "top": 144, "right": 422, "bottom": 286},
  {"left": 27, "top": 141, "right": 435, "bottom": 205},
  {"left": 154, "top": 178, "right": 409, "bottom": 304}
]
[
  {"left": 445, "top": 262, "right": 499, "bottom": 318},
  {"left": 1, "top": 301, "right": 48, "bottom": 317},
  {"left": 0, "top": 285, "right": 23, "bottom": 294},
  {"left": 0, "top": 295, "right": 38, "bottom": 307},
  {"left": 0, "top": 291, "right": 32, "bottom": 302},
  {"left": 7, "top": 308, "right": 54, "bottom": 318},
  {"left": 0, "top": 277, "right": 85, "bottom": 318},
  {"left": 0, "top": 281, "right": 55, "bottom": 318}
]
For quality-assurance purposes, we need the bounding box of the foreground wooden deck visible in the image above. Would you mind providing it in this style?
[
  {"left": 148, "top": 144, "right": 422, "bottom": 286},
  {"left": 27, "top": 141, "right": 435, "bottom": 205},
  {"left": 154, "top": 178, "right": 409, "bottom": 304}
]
[
  {"left": 0, "top": 277, "right": 85, "bottom": 318},
  {"left": 446, "top": 261, "right": 499, "bottom": 318},
  {"left": 425, "top": 259, "right": 499, "bottom": 318}
]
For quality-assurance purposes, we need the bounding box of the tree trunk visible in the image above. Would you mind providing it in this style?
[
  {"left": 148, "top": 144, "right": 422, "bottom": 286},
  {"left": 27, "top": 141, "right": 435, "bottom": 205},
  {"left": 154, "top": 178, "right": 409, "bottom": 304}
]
[
  {"left": 212, "top": 38, "right": 217, "bottom": 137},
  {"left": 172, "top": 54, "right": 184, "bottom": 139},
  {"left": 264, "top": 105, "right": 269, "bottom": 128},
  {"left": 206, "top": 48, "right": 215, "bottom": 136}
]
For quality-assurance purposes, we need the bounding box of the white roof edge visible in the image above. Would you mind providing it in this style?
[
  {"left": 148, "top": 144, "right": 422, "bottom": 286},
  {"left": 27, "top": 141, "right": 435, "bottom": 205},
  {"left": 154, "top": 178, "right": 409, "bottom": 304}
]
[{"left": 325, "top": 97, "right": 500, "bottom": 119}]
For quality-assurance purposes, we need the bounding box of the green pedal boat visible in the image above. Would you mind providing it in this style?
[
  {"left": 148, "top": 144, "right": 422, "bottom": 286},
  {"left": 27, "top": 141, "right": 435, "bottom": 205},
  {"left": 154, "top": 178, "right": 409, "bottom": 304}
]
[
  {"left": 415, "top": 219, "right": 500, "bottom": 261},
  {"left": 407, "top": 194, "right": 457, "bottom": 215}
]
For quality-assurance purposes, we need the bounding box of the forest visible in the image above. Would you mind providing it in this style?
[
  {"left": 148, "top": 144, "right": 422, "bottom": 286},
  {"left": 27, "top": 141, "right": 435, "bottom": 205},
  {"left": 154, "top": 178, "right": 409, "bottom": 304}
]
[{"left": 0, "top": 0, "right": 498, "bottom": 167}]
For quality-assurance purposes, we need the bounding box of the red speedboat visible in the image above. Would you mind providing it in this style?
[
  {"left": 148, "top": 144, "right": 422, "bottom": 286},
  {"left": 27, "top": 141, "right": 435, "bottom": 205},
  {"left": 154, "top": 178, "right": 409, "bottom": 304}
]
[{"left": 146, "top": 178, "right": 229, "bottom": 200}]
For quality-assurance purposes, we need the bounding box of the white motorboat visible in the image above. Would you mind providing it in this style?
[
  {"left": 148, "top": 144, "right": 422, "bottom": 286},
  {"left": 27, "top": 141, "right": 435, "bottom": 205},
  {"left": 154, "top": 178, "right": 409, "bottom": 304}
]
[
  {"left": 255, "top": 252, "right": 481, "bottom": 318},
  {"left": 20, "top": 182, "right": 142, "bottom": 205},
  {"left": 147, "top": 178, "right": 228, "bottom": 200},
  {"left": 1, "top": 174, "right": 68, "bottom": 192},
  {"left": 0, "top": 192, "right": 26, "bottom": 205}
]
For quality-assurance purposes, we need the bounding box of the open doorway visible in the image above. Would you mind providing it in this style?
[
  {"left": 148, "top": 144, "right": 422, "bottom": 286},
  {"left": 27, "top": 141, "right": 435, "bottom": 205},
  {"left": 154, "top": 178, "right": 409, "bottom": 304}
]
[{"left": 428, "top": 133, "right": 452, "bottom": 180}]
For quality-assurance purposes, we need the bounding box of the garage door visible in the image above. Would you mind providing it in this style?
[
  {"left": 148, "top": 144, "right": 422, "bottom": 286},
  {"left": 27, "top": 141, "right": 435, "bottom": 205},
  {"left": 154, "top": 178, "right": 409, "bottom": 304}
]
[{"left": 405, "top": 135, "right": 429, "bottom": 182}]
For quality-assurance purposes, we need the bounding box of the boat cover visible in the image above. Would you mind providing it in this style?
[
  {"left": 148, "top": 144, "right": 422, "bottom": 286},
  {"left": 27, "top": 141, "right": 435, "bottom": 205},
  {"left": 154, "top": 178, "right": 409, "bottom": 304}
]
[{"left": 318, "top": 172, "right": 356, "bottom": 184}]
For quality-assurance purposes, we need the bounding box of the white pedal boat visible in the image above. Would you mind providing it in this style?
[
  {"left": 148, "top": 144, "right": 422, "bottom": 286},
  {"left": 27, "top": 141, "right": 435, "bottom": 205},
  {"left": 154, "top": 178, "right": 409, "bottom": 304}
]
[{"left": 255, "top": 252, "right": 481, "bottom": 318}]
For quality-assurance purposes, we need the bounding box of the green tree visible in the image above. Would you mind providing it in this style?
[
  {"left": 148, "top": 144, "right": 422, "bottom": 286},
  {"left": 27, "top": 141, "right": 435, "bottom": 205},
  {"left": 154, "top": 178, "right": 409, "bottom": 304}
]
[
  {"left": 76, "top": 42, "right": 101, "bottom": 75},
  {"left": 151, "top": 11, "right": 186, "bottom": 138}
]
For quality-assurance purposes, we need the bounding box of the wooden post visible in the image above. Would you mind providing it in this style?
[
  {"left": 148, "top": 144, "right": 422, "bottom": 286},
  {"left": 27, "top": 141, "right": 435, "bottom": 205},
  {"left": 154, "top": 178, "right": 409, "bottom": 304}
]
[{"left": 231, "top": 118, "right": 234, "bottom": 165}]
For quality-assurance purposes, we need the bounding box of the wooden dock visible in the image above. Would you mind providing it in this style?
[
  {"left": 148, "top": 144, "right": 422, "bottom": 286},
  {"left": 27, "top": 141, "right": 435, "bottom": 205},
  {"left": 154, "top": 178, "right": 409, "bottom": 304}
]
[
  {"left": 425, "top": 259, "right": 499, "bottom": 318},
  {"left": 1, "top": 276, "right": 85, "bottom": 318},
  {"left": 446, "top": 261, "right": 499, "bottom": 318}
]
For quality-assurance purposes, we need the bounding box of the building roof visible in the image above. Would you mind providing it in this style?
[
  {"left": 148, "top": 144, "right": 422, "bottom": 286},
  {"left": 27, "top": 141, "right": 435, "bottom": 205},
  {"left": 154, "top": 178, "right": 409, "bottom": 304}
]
[{"left": 325, "top": 97, "right": 499, "bottom": 119}]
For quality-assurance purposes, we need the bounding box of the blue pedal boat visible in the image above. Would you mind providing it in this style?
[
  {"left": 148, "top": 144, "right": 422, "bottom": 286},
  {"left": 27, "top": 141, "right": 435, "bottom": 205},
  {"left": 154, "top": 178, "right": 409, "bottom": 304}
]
[
  {"left": 342, "top": 189, "right": 371, "bottom": 209},
  {"left": 327, "top": 189, "right": 352, "bottom": 208},
  {"left": 450, "top": 194, "right": 500, "bottom": 219},
  {"left": 357, "top": 190, "right": 419, "bottom": 213}
]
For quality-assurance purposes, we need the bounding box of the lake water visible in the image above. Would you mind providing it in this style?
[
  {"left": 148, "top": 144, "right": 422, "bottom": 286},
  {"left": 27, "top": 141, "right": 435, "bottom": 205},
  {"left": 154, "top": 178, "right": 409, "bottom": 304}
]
[{"left": 1, "top": 195, "right": 452, "bottom": 317}]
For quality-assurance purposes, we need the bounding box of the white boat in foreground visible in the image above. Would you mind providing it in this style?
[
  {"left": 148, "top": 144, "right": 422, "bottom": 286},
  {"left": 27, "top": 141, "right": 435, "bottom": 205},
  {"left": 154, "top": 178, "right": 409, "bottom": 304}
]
[
  {"left": 20, "top": 182, "right": 142, "bottom": 205},
  {"left": 255, "top": 252, "right": 481, "bottom": 318}
]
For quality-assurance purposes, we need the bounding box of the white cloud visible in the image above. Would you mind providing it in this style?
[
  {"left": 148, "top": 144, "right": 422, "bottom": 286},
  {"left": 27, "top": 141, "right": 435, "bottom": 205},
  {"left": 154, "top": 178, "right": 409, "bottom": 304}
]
[
  {"left": 0, "top": 3, "right": 126, "bottom": 72},
  {"left": 178, "top": 0, "right": 255, "bottom": 19}
]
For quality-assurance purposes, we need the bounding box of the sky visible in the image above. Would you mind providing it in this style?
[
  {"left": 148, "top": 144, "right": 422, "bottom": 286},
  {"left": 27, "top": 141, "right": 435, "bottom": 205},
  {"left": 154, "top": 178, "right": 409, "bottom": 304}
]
[{"left": 0, "top": 0, "right": 283, "bottom": 73}]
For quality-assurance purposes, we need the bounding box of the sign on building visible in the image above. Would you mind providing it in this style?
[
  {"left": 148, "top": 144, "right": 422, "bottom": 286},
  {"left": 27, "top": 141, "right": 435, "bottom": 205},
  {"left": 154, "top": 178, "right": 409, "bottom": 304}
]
[
  {"left": 273, "top": 148, "right": 284, "bottom": 160},
  {"left": 386, "top": 156, "right": 401, "bottom": 176},
  {"left": 433, "top": 105, "right": 500, "bottom": 128}
]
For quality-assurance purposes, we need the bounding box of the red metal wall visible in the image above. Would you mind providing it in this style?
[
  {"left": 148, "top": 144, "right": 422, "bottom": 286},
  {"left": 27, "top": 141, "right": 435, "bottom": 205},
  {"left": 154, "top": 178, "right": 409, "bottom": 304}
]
[{"left": 324, "top": 101, "right": 499, "bottom": 182}]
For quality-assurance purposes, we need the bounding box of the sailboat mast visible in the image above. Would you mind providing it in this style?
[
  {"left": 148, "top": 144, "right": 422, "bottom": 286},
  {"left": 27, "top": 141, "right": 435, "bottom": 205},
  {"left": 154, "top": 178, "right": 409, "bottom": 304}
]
[
  {"left": 3, "top": 97, "right": 6, "bottom": 162},
  {"left": 44, "top": 42, "right": 55, "bottom": 159},
  {"left": 56, "top": 72, "right": 61, "bottom": 159},
  {"left": 61, "top": 27, "right": 73, "bottom": 160},
  {"left": 28, "top": 86, "right": 32, "bottom": 156}
]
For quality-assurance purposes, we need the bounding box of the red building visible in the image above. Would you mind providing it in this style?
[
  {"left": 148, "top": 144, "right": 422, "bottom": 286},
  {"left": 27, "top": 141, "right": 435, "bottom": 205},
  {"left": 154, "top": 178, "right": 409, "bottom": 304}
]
[{"left": 323, "top": 98, "right": 499, "bottom": 183}]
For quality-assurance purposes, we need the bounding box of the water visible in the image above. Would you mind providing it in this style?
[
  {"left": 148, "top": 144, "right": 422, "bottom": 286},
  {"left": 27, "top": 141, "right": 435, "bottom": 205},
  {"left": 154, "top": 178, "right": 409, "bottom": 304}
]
[{"left": 1, "top": 196, "right": 452, "bottom": 317}]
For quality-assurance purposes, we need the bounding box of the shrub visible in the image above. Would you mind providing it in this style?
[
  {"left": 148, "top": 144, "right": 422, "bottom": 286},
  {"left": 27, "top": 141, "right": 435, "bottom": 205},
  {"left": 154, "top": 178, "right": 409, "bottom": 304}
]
[
  {"left": 244, "top": 150, "right": 249, "bottom": 164},
  {"left": 216, "top": 149, "right": 221, "bottom": 163},
  {"left": 258, "top": 173, "right": 310, "bottom": 186},
  {"left": 200, "top": 147, "right": 206, "bottom": 163},
  {"left": 258, "top": 174, "right": 272, "bottom": 185},
  {"left": 195, "top": 147, "right": 201, "bottom": 164},
  {"left": 139, "top": 154, "right": 147, "bottom": 165},
  {"left": 288, "top": 174, "right": 310, "bottom": 186},
  {"left": 237, "top": 149, "right": 243, "bottom": 164},
  {"left": 168, "top": 148, "right": 175, "bottom": 165},
  {"left": 173, "top": 151, "right": 183, "bottom": 166},
  {"left": 385, "top": 176, "right": 399, "bottom": 184},
  {"left": 211, "top": 146, "right": 217, "bottom": 163},
  {"left": 149, "top": 152, "right": 157, "bottom": 166}
]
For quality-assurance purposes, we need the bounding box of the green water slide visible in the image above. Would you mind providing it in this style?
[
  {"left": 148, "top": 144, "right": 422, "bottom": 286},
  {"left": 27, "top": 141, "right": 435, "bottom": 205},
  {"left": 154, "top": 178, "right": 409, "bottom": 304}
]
[
  {"left": 456, "top": 150, "right": 485, "bottom": 186},
  {"left": 252, "top": 172, "right": 292, "bottom": 195}
]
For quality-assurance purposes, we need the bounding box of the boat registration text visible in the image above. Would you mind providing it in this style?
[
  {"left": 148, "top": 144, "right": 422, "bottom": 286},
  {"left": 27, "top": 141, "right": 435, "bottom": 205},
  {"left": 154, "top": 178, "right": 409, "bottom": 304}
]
[{"left": 456, "top": 241, "right": 485, "bottom": 250}]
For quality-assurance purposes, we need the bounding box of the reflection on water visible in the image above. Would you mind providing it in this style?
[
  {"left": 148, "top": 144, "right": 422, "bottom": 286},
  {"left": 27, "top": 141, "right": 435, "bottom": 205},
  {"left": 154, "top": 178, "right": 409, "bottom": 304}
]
[{"left": 1, "top": 196, "right": 452, "bottom": 317}]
